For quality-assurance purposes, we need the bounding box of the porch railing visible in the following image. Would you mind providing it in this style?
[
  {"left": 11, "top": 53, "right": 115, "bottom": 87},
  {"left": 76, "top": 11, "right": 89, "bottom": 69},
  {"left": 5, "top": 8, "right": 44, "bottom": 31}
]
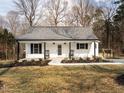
[
  {"left": 69, "top": 50, "right": 74, "bottom": 58},
  {"left": 45, "top": 50, "right": 50, "bottom": 59}
]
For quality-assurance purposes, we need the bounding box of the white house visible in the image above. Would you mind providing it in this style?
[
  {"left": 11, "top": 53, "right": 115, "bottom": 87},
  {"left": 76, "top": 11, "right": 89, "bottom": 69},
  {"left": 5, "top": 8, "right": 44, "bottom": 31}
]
[{"left": 16, "top": 26, "right": 99, "bottom": 60}]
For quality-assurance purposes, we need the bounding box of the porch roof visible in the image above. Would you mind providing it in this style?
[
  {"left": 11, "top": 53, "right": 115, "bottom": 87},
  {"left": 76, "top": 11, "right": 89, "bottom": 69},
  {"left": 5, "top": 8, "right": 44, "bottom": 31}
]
[{"left": 16, "top": 26, "right": 98, "bottom": 41}]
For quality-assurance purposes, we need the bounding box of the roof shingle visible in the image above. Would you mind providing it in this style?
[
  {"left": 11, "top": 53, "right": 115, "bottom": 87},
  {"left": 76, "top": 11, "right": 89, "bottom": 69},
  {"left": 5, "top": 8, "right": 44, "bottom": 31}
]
[{"left": 16, "top": 26, "right": 98, "bottom": 41}]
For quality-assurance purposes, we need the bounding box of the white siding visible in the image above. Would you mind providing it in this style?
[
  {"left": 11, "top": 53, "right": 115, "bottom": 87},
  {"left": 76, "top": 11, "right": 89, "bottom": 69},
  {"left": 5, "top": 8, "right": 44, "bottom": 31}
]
[
  {"left": 23, "top": 41, "right": 99, "bottom": 59},
  {"left": 71, "top": 42, "right": 99, "bottom": 58},
  {"left": 88, "top": 42, "right": 99, "bottom": 57},
  {"left": 46, "top": 42, "right": 69, "bottom": 58},
  {"left": 25, "top": 42, "right": 44, "bottom": 58}
]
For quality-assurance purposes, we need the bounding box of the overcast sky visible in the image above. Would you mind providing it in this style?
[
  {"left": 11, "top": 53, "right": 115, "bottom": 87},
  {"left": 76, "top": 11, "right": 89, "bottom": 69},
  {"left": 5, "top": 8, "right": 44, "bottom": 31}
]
[
  {"left": 0, "top": 0, "right": 110, "bottom": 16},
  {"left": 0, "top": 0, "right": 14, "bottom": 16}
]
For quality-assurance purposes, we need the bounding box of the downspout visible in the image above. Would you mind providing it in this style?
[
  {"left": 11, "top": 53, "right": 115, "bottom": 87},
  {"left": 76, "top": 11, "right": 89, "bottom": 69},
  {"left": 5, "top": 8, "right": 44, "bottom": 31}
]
[
  {"left": 69, "top": 42, "right": 71, "bottom": 59},
  {"left": 17, "top": 40, "right": 20, "bottom": 60},
  {"left": 44, "top": 42, "right": 46, "bottom": 59},
  {"left": 94, "top": 41, "right": 96, "bottom": 58}
]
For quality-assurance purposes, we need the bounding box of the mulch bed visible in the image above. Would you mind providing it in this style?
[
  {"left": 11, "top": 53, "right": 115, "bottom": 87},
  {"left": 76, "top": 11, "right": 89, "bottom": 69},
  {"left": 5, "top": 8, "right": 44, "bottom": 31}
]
[
  {"left": 61, "top": 60, "right": 88, "bottom": 63},
  {"left": 0, "top": 60, "right": 51, "bottom": 68},
  {"left": 61, "top": 58, "right": 110, "bottom": 63}
]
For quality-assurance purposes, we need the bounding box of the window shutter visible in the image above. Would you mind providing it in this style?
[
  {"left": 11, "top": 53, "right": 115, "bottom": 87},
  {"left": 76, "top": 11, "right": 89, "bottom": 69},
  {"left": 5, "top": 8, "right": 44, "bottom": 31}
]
[
  {"left": 86, "top": 43, "right": 88, "bottom": 49},
  {"left": 77, "top": 43, "right": 79, "bottom": 49},
  {"left": 39, "top": 44, "right": 42, "bottom": 53},
  {"left": 31, "top": 44, "right": 33, "bottom": 54}
]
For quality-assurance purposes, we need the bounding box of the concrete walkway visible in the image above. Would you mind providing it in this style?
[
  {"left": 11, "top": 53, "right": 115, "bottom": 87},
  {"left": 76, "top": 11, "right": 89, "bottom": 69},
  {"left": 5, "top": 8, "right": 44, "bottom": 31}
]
[
  {"left": 48, "top": 58, "right": 124, "bottom": 66},
  {"left": 48, "top": 57, "right": 64, "bottom": 65},
  {"left": 49, "top": 62, "right": 124, "bottom": 66},
  {"left": 105, "top": 59, "right": 124, "bottom": 62}
]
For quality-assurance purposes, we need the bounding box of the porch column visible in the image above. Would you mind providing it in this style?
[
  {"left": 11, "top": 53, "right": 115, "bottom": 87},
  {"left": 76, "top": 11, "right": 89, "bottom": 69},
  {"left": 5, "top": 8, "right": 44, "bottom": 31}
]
[
  {"left": 17, "top": 41, "right": 20, "bottom": 60},
  {"left": 44, "top": 42, "right": 46, "bottom": 59},
  {"left": 94, "top": 41, "right": 96, "bottom": 57},
  {"left": 69, "top": 42, "right": 71, "bottom": 59}
]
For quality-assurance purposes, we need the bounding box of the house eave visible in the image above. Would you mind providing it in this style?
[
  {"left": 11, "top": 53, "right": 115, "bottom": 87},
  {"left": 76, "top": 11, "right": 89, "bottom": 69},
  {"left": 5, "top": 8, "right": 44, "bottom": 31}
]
[{"left": 16, "top": 39, "right": 99, "bottom": 42}]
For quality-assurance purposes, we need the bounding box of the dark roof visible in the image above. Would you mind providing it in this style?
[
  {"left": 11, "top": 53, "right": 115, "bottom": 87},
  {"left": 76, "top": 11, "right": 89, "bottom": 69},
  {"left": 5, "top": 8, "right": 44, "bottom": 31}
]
[{"left": 16, "top": 26, "right": 98, "bottom": 41}]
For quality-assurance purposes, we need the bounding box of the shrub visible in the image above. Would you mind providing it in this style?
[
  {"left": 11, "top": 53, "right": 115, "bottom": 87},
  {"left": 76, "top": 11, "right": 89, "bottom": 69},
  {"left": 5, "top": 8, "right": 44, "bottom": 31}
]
[
  {"left": 86, "top": 57, "right": 91, "bottom": 62},
  {"left": 0, "top": 52, "right": 6, "bottom": 60},
  {"left": 72, "top": 57, "right": 75, "bottom": 60},
  {"left": 23, "top": 60, "right": 27, "bottom": 63},
  {"left": 14, "top": 60, "right": 19, "bottom": 63},
  {"left": 31, "top": 59, "right": 35, "bottom": 62},
  {"left": 22, "top": 60, "right": 28, "bottom": 66},
  {"left": 122, "top": 49, "right": 124, "bottom": 54},
  {"left": 79, "top": 57, "right": 85, "bottom": 63},
  {"left": 0, "top": 59, "right": 50, "bottom": 68},
  {"left": 96, "top": 57, "right": 103, "bottom": 62},
  {"left": 92, "top": 56, "right": 103, "bottom": 62},
  {"left": 61, "top": 56, "right": 111, "bottom": 63},
  {"left": 39, "top": 58, "right": 42, "bottom": 61}
]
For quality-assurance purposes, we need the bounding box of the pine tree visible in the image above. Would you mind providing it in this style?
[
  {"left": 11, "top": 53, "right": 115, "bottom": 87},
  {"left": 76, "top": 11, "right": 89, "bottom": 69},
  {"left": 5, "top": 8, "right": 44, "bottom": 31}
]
[
  {"left": 113, "top": 0, "right": 124, "bottom": 53},
  {"left": 114, "top": 0, "right": 124, "bottom": 21},
  {"left": 0, "top": 28, "right": 15, "bottom": 60}
]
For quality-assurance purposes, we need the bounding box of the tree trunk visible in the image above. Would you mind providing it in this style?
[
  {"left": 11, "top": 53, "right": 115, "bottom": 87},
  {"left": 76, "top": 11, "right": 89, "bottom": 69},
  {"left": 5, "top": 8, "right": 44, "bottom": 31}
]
[
  {"left": 105, "top": 20, "right": 110, "bottom": 49},
  {"left": 5, "top": 42, "right": 7, "bottom": 60}
]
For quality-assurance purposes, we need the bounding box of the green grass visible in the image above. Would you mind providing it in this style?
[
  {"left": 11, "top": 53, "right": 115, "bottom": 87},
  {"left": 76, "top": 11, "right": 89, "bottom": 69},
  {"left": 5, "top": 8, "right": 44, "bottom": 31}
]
[{"left": 0, "top": 61, "right": 124, "bottom": 93}]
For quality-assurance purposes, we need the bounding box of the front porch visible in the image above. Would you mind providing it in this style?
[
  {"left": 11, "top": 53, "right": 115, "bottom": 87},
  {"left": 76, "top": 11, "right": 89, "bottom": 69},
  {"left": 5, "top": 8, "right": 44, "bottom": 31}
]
[{"left": 16, "top": 41, "right": 99, "bottom": 60}]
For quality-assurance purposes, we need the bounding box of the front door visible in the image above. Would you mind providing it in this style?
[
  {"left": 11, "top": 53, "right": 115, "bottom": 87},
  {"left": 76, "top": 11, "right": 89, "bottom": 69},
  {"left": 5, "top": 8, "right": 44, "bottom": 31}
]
[{"left": 58, "top": 45, "right": 62, "bottom": 55}]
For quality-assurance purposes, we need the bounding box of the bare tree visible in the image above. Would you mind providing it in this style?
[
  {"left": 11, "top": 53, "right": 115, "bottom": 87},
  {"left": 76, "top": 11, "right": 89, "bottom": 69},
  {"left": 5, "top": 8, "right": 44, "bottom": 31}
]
[
  {"left": 6, "top": 11, "right": 19, "bottom": 36},
  {"left": 97, "top": 0, "right": 117, "bottom": 49},
  {"left": 64, "top": 8, "right": 79, "bottom": 26},
  {"left": 98, "top": 0, "right": 117, "bottom": 20},
  {"left": 14, "top": 0, "right": 42, "bottom": 26},
  {"left": 19, "top": 20, "right": 30, "bottom": 35},
  {"left": 44, "top": 0, "right": 68, "bottom": 26},
  {"left": 0, "top": 15, "right": 7, "bottom": 28},
  {"left": 71, "top": 0, "right": 96, "bottom": 27}
]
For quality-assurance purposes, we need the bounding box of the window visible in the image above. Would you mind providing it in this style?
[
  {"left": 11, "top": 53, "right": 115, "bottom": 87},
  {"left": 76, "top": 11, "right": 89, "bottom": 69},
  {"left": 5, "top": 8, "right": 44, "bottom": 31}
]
[
  {"left": 30, "top": 43, "right": 42, "bottom": 54},
  {"left": 77, "top": 43, "right": 88, "bottom": 49}
]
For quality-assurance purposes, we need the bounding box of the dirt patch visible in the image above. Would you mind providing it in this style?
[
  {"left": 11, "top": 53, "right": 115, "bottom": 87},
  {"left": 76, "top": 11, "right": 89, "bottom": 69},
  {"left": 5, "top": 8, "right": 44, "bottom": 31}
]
[{"left": 115, "top": 74, "right": 124, "bottom": 85}]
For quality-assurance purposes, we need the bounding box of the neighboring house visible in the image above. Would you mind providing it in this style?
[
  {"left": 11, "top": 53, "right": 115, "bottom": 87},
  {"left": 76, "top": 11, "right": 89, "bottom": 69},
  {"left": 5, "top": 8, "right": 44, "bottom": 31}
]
[{"left": 16, "top": 26, "right": 99, "bottom": 60}]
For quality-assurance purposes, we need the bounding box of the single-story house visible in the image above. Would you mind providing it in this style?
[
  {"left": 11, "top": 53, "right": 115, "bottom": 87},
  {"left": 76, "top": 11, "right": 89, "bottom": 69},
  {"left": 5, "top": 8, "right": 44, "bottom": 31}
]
[{"left": 16, "top": 26, "right": 99, "bottom": 60}]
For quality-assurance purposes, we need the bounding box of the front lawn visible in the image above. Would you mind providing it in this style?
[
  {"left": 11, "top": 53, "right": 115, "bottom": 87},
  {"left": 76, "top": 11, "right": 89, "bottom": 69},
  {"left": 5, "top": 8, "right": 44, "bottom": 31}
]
[{"left": 0, "top": 61, "right": 124, "bottom": 93}]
